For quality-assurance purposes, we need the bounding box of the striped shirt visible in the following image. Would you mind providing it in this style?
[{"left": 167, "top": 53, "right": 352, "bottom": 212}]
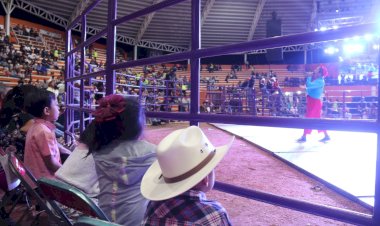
[{"left": 142, "top": 190, "right": 232, "bottom": 226}]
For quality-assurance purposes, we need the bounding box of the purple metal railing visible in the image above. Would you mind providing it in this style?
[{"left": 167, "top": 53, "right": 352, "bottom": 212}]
[{"left": 64, "top": 0, "right": 380, "bottom": 224}]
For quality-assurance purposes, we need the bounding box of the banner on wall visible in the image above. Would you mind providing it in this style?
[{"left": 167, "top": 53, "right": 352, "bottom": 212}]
[{"left": 39, "top": 29, "right": 61, "bottom": 39}]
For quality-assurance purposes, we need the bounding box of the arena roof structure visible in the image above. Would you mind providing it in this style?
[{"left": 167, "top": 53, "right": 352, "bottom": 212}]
[{"left": 3, "top": 0, "right": 380, "bottom": 52}]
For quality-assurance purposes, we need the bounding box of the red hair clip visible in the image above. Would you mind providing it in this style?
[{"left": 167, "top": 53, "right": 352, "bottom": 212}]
[{"left": 93, "top": 95, "right": 126, "bottom": 122}]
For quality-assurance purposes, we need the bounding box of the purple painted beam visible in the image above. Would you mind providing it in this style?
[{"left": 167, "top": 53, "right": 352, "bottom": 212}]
[
  {"left": 214, "top": 181, "right": 373, "bottom": 226},
  {"left": 79, "top": 15, "right": 86, "bottom": 133},
  {"left": 66, "top": 70, "right": 105, "bottom": 82},
  {"left": 64, "top": 28, "right": 71, "bottom": 142},
  {"left": 189, "top": 0, "right": 200, "bottom": 126},
  {"left": 105, "top": 0, "right": 116, "bottom": 95},
  {"left": 145, "top": 112, "right": 379, "bottom": 133},
  {"left": 112, "top": 23, "right": 377, "bottom": 71},
  {"left": 373, "top": 39, "right": 380, "bottom": 224},
  {"left": 67, "top": 0, "right": 103, "bottom": 30},
  {"left": 65, "top": 105, "right": 94, "bottom": 114},
  {"left": 67, "top": 28, "right": 107, "bottom": 56}
]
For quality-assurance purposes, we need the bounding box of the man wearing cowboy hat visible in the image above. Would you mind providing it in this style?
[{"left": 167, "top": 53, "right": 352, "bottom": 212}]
[
  {"left": 297, "top": 65, "right": 330, "bottom": 143},
  {"left": 141, "top": 126, "right": 234, "bottom": 225}
]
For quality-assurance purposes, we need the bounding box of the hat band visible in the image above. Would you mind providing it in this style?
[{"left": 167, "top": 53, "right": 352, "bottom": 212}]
[{"left": 163, "top": 150, "right": 216, "bottom": 184}]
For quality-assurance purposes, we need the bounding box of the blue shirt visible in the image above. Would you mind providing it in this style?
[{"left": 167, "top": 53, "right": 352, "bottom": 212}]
[{"left": 306, "top": 77, "right": 325, "bottom": 99}]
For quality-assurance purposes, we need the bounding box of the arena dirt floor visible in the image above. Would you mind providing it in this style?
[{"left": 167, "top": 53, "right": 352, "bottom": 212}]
[
  {"left": 144, "top": 122, "right": 372, "bottom": 226},
  {"left": 2, "top": 122, "right": 372, "bottom": 225}
]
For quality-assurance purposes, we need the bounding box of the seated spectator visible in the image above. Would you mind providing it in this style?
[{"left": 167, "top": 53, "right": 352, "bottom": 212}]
[
  {"left": 22, "top": 25, "right": 30, "bottom": 36},
  {"left": 141, "top": 126, "right": 234, "bottom": 226},
  {"left": 55, "top": 122, "right": 100, "bottom": 200},
  {"left": 248, "top": 74, "right": 255, "bottom": 88},
  {"left": 0, "top": 85, "right": 38, "bottom": 160},
  {"left": 81, "top": 95, "right": 156, "bottom": 225},
  {"left": 24, "top": 89, "right": 71, "bottom": 179},
  {"left": 13, "top": 24, "right": 21, "bottom": 32},
  {"left": 36, "top": 63, "right": 43, "bottom": 75}
]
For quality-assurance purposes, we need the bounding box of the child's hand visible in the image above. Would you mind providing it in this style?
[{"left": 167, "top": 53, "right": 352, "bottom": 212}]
[
  {"left": 5, "top": 145, "right": 17, "bottom": 154},
  {"left": 58, "top": 143, "right": 72, "bottom": 155}
]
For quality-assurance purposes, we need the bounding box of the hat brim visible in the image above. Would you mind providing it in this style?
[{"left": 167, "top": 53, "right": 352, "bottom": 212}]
[{"left": 141, "top": 136, "right": 234, "bottom": 201}]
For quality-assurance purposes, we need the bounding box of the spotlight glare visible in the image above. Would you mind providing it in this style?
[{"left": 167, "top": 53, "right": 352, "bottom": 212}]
[
  {"left": 324, "top": 47, "right": 338, "bottom": 55},
  {"left": 320, "top": 27, "right": 327, "bottom": 31},
  {"left": 296, "top": 91, "right": 302, "bottom": 95},
  {"left": 332, "top": 25, "right": 339, "bottom": 29},
  {"left": 314, "top": 28, "right": 318, "bottom": 31},
  {"left": 364, "top": 34, "right": 373, "bottom": 41}
]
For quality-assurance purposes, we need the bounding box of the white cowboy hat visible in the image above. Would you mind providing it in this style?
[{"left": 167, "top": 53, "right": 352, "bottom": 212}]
[{"left": 141, "top": 126, "right": 234, "bottom": 201}]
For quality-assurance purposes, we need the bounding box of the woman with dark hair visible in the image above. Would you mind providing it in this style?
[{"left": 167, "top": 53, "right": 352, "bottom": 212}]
[
  {"left": 81, "top": 94, "right": 156, "bottom": 225},
  {"left": 0, "top": 85, "right": 39, "bottom": 159}
]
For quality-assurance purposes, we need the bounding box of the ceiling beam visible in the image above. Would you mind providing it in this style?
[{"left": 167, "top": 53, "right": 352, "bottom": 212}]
[
  {"left": 136, "top": 0, "right": 164, "bottom": 42},
  {"left": 308, "top": 0, "right": 317, "bottom": 31},
  {"left": 247, "top": 0, "right": 267, "bottom": 41},
  {"left": 201, "top": 0, "right": 215, "bottom": 27},
  {"left": 69, "top": 0, "right": 94, "bottom": 23},
  {"left": 11, "top": 0, "right": 186, "bottom": 52},
  {"left": 12, "top": 0, "right": 68, "bottom": 27},
  {"left": 188, "top": 0, "right": 215, "bottom": 49}
]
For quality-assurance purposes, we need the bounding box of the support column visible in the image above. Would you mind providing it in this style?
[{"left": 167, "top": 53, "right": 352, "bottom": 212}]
[
  {"left": 1, "top": 0, "right": 15, "bottom": 36},
  {"left": 79, "top": 15, "right": 87, "bottom": 133},
  {"left": 189, "top": 0, "right": 200, "bottom": 126},
  {"left": 105, "top": 0, "right": 117, "bottom": 95},
  {"left": 134, "top": 45, "right": 138, "bottom": 60},
  {"left": 304, "top": 46, "right": 307, "bottom": 65},
  {"left": 244, "top": 53, "right": 247, "bottom": 64}
]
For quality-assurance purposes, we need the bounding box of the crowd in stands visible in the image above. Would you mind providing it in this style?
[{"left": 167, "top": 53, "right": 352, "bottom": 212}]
[{"left": 13, "top": 24, "right": 40, "bottom": 38}]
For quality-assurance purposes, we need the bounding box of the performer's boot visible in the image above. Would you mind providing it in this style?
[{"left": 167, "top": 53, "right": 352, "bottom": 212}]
[
  {"left": 297, "top": 135, "right": 306, "bottom": 143},
  {"left": 319, "top": 135, "right": 330, "bottom": 142}
]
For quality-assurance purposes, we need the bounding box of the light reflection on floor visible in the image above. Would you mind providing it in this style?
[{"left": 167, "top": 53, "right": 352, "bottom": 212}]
[{"left": 213, "top": 123, "right": 377, "bottom": 207}]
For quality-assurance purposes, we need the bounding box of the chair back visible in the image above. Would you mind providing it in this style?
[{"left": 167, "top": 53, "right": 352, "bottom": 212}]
[
  {"left": 8, "top": 152, "right": 36, "bottom": 189},
  {"left": 73, "top": 216, "right": 121, "bottom": 226},
  {"left": 38, "top": 177, "right": 109, "bottom": 221},
  {"left": 0, "top": 148, "right": 20, "bottom": 191},
  {"left": 0, "top": 148, "right": 9, "bottom": 191},
  {"left": 7, "top": 152, "right": 69, "bottom": 225}
]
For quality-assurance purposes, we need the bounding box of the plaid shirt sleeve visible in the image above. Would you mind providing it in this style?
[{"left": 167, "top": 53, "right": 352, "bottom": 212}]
[{"left": 142, "top": 190, "right": 232, "bottom": 226}]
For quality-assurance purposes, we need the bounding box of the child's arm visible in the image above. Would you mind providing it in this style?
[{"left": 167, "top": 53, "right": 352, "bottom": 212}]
[
  {"left": 58, "top": 143, "right": 72, "bottom": 155},
  {"left": 43, "top": 155, "right": 62, "bottom": 172}
]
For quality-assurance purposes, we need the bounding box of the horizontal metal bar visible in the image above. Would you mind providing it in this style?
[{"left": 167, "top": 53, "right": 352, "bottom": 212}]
[
  {"left": 67, "top": 28, "right": 107, "bottom": 56},
  {"left": 66, "top": 70, "right": 106, "bottom": 82},
  {"left": 82, "top": 0, "right": 102, "bottom": 18},
  {"left": 113, "top": 0, "right": 187, "bottom": 26},
  {"left": 112, "top": 23, "right": 376, "bottom": 70},
  {"left": 68, "top": 0, "right": 103, "bottom": 30},
  {"left": 214, "top": 181, "right": 373, "bottom": 226},
  {"left": 145, "top": 112, "right": 379, "bottom": 133},
  {"left": 68, "top": 16, "right": 81, "bottom": 31},
  {"left": 112, "top": 51, "right": 189, "bottom": 70},
  {"left": 65, "top": 105, "right": 94, "bottom": 113}
]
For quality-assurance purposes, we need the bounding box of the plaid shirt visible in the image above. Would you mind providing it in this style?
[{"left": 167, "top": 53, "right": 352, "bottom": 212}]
[{"left": 142, "top": 190, "right": 232, "bottom": 226}]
